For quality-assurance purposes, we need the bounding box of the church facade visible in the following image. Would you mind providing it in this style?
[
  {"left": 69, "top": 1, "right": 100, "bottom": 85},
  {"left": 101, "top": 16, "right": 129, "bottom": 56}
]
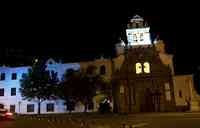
[
  {"left": 111, "top": 15, "right": 200, "bottom": 113},
  {"left": 112, "top": 47, "right": 176, "bottom": 112},
  {"left": 111, "top": 15, "right": 176, "bottom": 113}
]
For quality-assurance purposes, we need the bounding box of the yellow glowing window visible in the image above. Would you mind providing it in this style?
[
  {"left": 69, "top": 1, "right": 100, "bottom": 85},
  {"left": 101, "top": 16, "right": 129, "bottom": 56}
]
[
  {"left": 136, "top": 63, "right": 142, "bottom": 74},
  {"left": 143, "top": 62, "right": 150, "bottom": 73},
  {"left": 120, "top": 85, "right": 124, "bottom": 94}
]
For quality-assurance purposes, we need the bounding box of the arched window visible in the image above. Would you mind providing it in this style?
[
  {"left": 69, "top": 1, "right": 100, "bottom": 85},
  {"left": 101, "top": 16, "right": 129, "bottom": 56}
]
[
  {"left": 143, "top": 62, "right": 150, "bottom": 73},
  {"left": 100, "top": 65, "right": 106, "bottom": 75},
  {"left": 136, "top": 63, "right": 142, "bottom": 74},
  {"left": 120, "top": 85, "right": 124, "bottom": 94}
]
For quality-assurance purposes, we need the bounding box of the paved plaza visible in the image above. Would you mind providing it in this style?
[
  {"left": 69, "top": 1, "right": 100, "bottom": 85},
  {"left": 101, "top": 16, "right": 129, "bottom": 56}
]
[{"left": 1, "top": 112, "right": 200, "bottom": 128}]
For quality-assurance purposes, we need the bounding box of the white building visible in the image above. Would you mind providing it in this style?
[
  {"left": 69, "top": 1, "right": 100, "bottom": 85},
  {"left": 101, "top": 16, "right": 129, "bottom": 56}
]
[{"left": 0, "top": 58, "right": 80, "bottom": 114}]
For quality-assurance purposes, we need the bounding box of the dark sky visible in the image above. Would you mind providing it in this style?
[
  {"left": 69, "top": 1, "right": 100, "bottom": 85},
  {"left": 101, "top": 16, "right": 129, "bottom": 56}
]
[{"left": 1, "top": 2, "right": 199, "bottom": 74}]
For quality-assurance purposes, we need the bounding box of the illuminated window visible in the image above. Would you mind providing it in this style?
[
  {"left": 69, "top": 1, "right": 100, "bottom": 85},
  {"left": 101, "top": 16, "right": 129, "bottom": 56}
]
[
  {"left": 120, "top": 85, "right": 124, "bottom": 94},
  {"left": 128, "top": 32, "right": 134, "bottom": 43},
  {"left": 136, "top": 63, "right": 142, "bottom": 74},
  {"left": 143, "top": 62, "right": 150, "bottom": 73},
  {"left": 164, "top": 83, "right": 171, "bottom": 101}
]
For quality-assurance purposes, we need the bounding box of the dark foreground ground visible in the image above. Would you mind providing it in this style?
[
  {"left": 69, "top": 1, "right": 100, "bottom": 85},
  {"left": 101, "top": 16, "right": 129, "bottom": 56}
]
[{"left": 1, "top": 112, "right": 200, "bottom": 128}]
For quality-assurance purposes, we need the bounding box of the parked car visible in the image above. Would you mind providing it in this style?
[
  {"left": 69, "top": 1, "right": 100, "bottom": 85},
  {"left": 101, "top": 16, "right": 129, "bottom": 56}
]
[{"left": 0, "top": 108, "right": 14, "bottom": 120}]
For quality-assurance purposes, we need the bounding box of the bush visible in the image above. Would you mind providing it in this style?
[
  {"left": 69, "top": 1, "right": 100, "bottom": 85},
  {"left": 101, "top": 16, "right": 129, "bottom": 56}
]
[{"left": 98, "top": 102, "right": 111, "bottom": 114}]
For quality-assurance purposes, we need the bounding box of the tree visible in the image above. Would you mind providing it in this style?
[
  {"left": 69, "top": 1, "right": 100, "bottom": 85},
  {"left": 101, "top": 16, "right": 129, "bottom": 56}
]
[
  {"left": 59, "top": 69, "right": 78, "bottom": 113},
  {"left": 60, "top": 65, "right": 111, "bottom": 112},
  {"left": 193, "top": 67, "right": 200, "bottom": 95},
  {"left": 20, "top": 59, "right": 59, "bottom": 114}
]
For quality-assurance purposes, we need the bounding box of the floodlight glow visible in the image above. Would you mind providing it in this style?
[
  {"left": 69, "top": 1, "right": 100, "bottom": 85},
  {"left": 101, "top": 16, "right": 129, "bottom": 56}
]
[{"left": 35, "top": 59, "right": 38, "bottom": 63}]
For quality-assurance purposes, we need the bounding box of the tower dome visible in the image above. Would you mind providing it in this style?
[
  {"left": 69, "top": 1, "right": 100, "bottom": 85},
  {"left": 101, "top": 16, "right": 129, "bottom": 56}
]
[{"left": 128, "top": 15, "right": 144, "bottom": 28}]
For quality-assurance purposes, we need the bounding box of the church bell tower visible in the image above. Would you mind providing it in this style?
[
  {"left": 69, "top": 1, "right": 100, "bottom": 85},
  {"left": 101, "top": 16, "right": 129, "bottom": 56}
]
[{"left": 126, "top": 15, "right": 152, "bottom": 46}]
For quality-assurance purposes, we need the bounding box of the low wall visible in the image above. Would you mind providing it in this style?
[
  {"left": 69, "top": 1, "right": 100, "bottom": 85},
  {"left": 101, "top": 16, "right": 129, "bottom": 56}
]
[{"left": 190, "top": 101, "right": 200, "bottom": 112}]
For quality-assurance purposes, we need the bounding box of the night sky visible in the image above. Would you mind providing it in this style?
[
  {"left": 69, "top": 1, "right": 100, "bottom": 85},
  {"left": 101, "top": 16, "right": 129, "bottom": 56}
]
[{"left": 1, "top": 2, "right": 200, "bottom": 74}]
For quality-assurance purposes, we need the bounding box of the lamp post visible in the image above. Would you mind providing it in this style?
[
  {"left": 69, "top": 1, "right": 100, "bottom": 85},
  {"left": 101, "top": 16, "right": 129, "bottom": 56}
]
[{"left": 18, "top": 101, "right": 21, "bottom": 114}]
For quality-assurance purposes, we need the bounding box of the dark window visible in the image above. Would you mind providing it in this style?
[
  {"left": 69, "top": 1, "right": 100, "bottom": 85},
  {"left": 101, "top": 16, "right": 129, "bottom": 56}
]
[
  {"left": 10, "top": 105, "right": 15, "bottom": 113},
  {"left": 133, "top": 34, "right": 138, "bottom": 42},
  {"left": 12, "top": 73, "right": 17, "bottom": 80},
  {"left": 140, "top": 33, "right": 144, "bottom": 41},
  {"left": 21, "top": 73, "right": 27, "bottom": 78},
  {"left": 0, "top": 104, "right": 4, "bottom": 109},
  {"left": 27, "top": 104, "right": 34, "bottom": 112},
  {"left": 46, "top": 103, "right": 54, "bottom": 112},
  {"left": 100, "top": 65, "right": 106, "bottom": 75},
  {"left": 11, "top": 88, "right": 16, "bottom": 96},
  {"left": 179, "top": 90, "right": 182, "bottom": 98},
  {"left": 49, "top": 61, "right": 53, "bottom": 64},
  {"left": 0, "top": 88, "right": 4, "bottom": 96},
  {"left": 136, "top": 23, "right": 139, "bottom": 28},
  {"left": 0, "top": 73, "right": 5, "bottom": 80}
]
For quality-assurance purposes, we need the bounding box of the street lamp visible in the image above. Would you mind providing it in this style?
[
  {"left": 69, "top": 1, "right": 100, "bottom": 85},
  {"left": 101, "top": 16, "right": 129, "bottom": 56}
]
[{"left": 18, "top": 101, "right": 21, "bottom": 113}]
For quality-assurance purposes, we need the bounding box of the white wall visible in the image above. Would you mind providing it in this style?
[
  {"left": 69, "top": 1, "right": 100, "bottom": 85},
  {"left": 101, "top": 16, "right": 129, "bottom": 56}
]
[
  {"left": 0, "top": 60, "right": 81, "bottom": 114},
  {"left": 174, "top": 74, "right": 200, "bottom": 111}
]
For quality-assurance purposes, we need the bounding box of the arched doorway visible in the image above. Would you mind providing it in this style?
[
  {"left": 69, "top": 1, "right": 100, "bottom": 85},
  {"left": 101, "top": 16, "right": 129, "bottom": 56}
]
[
  {"left": 152, "top": 89, "right": 161, "bottom": 112},
  {"left": 139, "top": 88, "right": 154, "bottom": 112},
  {"left": 141, "top": 88, "right": 161, "bottom": 112},
  {"left": 144, "top": 88, "right": 154, "bottom": 112}
]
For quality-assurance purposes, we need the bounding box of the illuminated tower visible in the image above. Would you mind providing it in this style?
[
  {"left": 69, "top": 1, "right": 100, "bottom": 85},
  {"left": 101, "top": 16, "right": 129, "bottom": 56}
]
[{"left": 126, "top": 15, "right": 152, "bottom": 46}]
